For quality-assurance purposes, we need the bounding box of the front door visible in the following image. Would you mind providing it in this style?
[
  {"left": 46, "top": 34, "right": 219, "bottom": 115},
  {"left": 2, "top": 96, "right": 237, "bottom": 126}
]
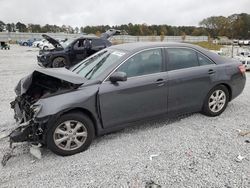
[
  {"left": 98, "top": 48, "right": 168, "bottom": 128},
  {"left": 72, "top": 39, "right": 88, "bottom": 63}
]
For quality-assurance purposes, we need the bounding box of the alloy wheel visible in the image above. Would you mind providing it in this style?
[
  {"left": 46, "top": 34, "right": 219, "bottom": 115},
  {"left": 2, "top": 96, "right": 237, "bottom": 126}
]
[
  {"left": 53, "top": 120, "right": 88, "bottom": 151},
  {"left": 208, "top": 90, "right": 226, "bottom": 113}
]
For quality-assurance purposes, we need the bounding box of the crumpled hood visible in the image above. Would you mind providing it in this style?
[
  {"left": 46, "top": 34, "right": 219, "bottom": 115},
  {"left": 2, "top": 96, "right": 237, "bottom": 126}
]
[{"left": 15, "top": 68, "right": 86, "bottom": 95}]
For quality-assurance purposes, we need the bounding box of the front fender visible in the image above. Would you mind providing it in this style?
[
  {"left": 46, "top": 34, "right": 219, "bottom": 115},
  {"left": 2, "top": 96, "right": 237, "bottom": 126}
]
[{"left": 35, "top": 85, "right": 99, "bottom": 119}]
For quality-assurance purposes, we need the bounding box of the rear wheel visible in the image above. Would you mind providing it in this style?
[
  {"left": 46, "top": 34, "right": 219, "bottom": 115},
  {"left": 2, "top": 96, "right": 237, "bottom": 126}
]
[
  {"left": 52, "top": 57, "right": 67, "bottom": 68},
  {"left": 46, "top": 112, "right": 95, "bottom": 156},
  {"left": 202, "top": 85, "right": 229, "bottom": 117}
]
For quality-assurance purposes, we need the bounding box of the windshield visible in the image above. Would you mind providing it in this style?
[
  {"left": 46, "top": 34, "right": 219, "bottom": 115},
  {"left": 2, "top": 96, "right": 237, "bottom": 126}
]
[
  {"left": 72, "top": 49, "right": 126, "bottom": 80},
  {"left": 61, "top": 38, "right": 75, "bottom": 48}
]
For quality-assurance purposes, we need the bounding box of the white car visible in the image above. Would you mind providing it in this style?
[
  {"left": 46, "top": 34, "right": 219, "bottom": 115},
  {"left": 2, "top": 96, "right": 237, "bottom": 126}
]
[
  {"left": 39, "top": 40, "right": 55, "bottom": 50},
  {"left": 39, "top": 38, "right": 67, "bottom": 50},
  {"left": 238, "top": 40, "right": 250, "bottom": 46},
  {"left": 234, "top": 52, "right": 250, "bottom": 70},
  {"left": 241, "top": 58, "right": 250, "bottom": 70},
  {"left": 32, "top": 39, "right": 46, "bottom": 48},
  {"left": 243, "top": 40, "right": 250, "bottom": 45}
]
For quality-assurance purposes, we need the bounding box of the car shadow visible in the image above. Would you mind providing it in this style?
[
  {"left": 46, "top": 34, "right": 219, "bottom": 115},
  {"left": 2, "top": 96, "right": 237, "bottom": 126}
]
[
  {"left": 93, "top": 113, "right": 193, "bottom": 144},
  {"left": 1, "top": 113, "right": 194, "bottom": 165}
]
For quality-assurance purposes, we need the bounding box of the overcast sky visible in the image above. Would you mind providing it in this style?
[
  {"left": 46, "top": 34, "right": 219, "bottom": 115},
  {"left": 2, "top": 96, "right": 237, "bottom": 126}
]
[{"left": 0, "top": 0, "right": 249, "bottom": 27}]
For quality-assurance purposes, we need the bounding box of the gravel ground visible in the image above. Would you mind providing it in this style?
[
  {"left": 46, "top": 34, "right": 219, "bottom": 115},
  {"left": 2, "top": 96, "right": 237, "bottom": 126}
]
[{"left": 0, "top": 45, "right": 249, "bottom": 188}]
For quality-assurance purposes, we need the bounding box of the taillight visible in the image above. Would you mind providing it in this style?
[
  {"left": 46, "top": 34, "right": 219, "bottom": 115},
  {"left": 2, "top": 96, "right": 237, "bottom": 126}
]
[{"left": 238, "top": 64, "right": 246, "bottom": 74}]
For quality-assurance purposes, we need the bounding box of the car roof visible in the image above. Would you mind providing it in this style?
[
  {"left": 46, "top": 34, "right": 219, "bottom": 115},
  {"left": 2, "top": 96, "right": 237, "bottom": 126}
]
[
  {"left": 109, "top": 42, "right": 204, "bottom": 52},
  {"left": 109, "top": 42, "right": 235, "bottom": 65},
  {"left": 77, "top": 35, "right": 101, "bottom": 40}
]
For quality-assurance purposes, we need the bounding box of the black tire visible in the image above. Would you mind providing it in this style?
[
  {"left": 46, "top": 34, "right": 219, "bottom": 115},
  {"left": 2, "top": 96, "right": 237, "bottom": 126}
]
[
  {"left": 43, "top": 46, "right": 48, "bottom": 50},
  {"left": 202, "top": 85, "right": 229, "bottom": 117},
  {"left": 23, "top": 42, "right": 28, "bottom": 46},
  {"left": 46, "top": 112, "right": 95, "bottom": 156},
  {"left": 52, "top": 57, "right": 67, "bottom": 68}
]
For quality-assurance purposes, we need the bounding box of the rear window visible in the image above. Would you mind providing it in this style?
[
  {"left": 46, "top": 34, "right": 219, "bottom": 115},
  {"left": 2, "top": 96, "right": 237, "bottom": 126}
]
[
  {"left": 92, "top": 39, "right": 105, "bottom": 47},
  {"left": 167, "top": 48, "right": 199, "bottom": 71}
]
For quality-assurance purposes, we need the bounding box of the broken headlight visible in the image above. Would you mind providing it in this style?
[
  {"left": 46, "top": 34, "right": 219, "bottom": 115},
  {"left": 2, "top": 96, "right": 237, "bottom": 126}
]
[{"left": 31, "top": 104, "right": 42, "bottom": 117}]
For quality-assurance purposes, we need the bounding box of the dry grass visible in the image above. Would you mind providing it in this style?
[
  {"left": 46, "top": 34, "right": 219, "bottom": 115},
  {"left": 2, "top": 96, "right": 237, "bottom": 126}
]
[{"left": 192, "top": 41, "right": 223, "bottom": 51}]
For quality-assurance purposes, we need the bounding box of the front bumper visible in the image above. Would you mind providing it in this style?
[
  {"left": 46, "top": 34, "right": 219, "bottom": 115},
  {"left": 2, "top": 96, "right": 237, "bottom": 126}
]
[
  {"left": 1, "top": 117, "right": 50, "bottom": 144},
  {"left": 0, "top": 121, "right": 32, "bottom": 143},
  {"left": 9, "top": 121, "right": 33, "bottom": 142},
  {"left": 9, "top": 99, "right": 49, "bottom": 144},
  {"left": 37, "top": 55, "right": 51, "bottom": 67}
]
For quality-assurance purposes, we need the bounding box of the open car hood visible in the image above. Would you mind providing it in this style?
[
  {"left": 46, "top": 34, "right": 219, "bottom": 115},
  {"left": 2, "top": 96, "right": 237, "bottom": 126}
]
[
  {"left": 42, "top": 34, "right": 63, "bottom": 49},
  {"left": 15, "top": 68, "right": 86, "bottom": 96}
]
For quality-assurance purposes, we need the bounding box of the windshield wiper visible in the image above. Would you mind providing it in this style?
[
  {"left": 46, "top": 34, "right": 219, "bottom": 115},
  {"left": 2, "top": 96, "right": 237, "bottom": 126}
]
[
  {"left": 85, "top": 54, "right": 110, "bottom": 79},
  {"left": 72, "top": 51, "right": 107, "bottom": 72}
]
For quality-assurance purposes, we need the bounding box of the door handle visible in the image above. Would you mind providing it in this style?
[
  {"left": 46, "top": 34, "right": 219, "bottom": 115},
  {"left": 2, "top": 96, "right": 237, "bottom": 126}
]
[
  {"left": 208, "top": 69, "right": 216, "bottom": 74},
  {"left": 155, "top": 78, "right": 165, "bottom": 86}
]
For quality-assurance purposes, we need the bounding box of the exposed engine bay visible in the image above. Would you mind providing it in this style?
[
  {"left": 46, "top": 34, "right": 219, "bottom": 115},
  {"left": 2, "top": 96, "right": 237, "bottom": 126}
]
[
  {"left": 1, "top": 68, "right": 86, "bottom": 165},
  {"left": 12, "top": 71, "right": 81, "bottom": 123},
  {"left": 7, "top": 68, "right": 85, "bottom": 144}
]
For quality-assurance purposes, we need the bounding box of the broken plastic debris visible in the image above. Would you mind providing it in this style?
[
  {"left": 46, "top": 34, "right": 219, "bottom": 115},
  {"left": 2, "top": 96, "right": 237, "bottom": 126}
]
[
  {"left": 235, "top": 155, "right": 246, "bottom": 163},
  {"left": 236, "top": 129, "right": 250, "bottom": 137},
  {"left": 30, "top": 160, "right": 36, "bottom": 164},
  {"left": 30, "top": 144, "right": 42, "bottom": 159},
  {"left": 1, "top": 146, "right": 16, "bottom": 167},
  {"left": 0, "top": 130, "right": 11, "bottom": 140},
  {"left": 149, "top": 154, "right": 160, "bottom": 161},
  {"left": 245, "top": 140, "right": 250, "bottom": 144},
  {"left": 145, "top": 180, "right": 161, "bottom": 188}
]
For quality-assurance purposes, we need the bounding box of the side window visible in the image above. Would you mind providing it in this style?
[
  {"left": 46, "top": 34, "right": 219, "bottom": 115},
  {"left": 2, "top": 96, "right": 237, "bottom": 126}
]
[
  {"left": 92, "top": 39, "right": 105, "bottom": 47},
  {"left": 167, "top": 48, "right": 199, "bottom": 71},
  {"left": 73, "top": 40, "right": 85, "bottom": 50},
  {"left": 117, "top": 49, "right": 163, "bottom": 78},
  {"left": 197, "top": 53, "right": 215, "bottom": 66}
]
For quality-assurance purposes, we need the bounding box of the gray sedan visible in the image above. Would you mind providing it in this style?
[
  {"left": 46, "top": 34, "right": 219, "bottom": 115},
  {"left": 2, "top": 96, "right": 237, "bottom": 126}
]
[{"left": 9, "top": 42, "right": 246, "bottom": 156}]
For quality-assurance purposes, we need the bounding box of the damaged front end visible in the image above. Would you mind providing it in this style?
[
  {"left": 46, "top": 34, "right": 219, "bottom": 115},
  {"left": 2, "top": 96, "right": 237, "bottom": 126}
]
[
  {"left": 7, "top": 68, "right": 85, "bottom": 145},
  {"left": 10, "top": 100, "right": 43, "bottom": 144}
]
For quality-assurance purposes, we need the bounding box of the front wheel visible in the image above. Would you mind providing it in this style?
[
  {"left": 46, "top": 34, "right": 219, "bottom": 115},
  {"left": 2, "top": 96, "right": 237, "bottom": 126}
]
[
  {"left": 52, "top": 57, "right": 67, "bottom": 68},
  {"left": 202, "top": 85, "right": 229, "bottom": 117},
  {"left": 46, "top": 112, "right": 95, "bottom": 156}
]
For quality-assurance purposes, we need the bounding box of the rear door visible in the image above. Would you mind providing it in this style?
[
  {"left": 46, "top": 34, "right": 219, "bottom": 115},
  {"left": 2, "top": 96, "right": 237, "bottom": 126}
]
[
  {"left": 98, "top": 48, "right": 168, "bottom": 128},
  {"left": 166, "top": 48, "right": 217, "bottom": 114},
  {"left": 91, "top": 39, "right": 106, "bottom": 53}
]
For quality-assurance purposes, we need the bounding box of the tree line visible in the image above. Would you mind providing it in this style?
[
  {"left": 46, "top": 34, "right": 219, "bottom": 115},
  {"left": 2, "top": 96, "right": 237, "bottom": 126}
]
[{"left": 0, "top": 13, "right": 249, "bottom": 39}]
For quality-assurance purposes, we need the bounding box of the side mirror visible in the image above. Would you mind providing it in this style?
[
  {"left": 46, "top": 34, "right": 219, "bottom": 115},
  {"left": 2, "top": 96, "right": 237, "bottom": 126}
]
[{"left": 109, "top": 72, "right": 127, "bottom": 83}]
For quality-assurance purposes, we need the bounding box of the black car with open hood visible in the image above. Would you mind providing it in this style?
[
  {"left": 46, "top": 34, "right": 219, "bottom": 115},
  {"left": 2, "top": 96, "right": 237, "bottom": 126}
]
[{"left": 37, "top": 34, "right": 112, "bottom": 68}]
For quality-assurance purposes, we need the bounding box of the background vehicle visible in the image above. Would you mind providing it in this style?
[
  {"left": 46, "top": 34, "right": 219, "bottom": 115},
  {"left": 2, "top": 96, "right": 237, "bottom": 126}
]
[
  {"left": 32, "top": 39, "right": 46, "bottom": 48},
  {"left": 0, "top": 41, "right": 10, "bottom": 50},
  {"left": 37, "top": 30, "right": 122, "bottom": 68},
  {"left": 39, "top": 38, "right": 67, "bottom": 50},
  {"left": 38, "top": 40, "right": 55, "bottom": 50},
  {"left": 234, "top": 51, "right": 250, "bottom": 70},
  {"left": 9, "top": 42, "right": 246, "bottom": 156},
  {"left": 19, "top": 38, "right": 40, "bottom": 46},
  {"left": 37, "top": 34, "right": 112, "bottom": 68}
]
